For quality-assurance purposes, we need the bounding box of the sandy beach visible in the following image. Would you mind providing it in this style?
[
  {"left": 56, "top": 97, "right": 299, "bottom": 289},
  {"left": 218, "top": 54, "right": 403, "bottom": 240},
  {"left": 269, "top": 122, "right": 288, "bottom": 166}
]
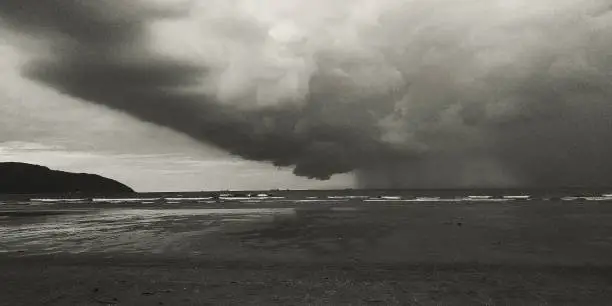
[{"left": 1, "top": 197, "right": 612, "bottom": 305}]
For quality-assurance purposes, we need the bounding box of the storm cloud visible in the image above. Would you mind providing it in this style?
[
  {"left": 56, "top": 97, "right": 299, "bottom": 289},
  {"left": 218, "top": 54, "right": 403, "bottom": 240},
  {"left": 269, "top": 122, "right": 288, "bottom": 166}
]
[{"left": 1, "top": 0, "right": 612, "bottom": 188}]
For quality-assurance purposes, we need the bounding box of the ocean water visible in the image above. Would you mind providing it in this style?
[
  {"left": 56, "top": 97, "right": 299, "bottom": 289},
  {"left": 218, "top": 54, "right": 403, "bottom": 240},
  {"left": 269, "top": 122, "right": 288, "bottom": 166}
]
[
  {"left": 2, "top": 188, "right": 612, "bottom": 207},
  {"left": 1, "top": 189, "right": 612, "bottom": 264}
]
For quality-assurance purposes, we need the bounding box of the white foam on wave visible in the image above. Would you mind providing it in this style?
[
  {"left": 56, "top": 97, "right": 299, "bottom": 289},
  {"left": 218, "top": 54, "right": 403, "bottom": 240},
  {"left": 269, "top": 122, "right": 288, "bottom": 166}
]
[
  {"left": 503, "top": 195, "right": 531, "bottom": 199},
  {"left": 381, "top": 196, "right": 402, "bottom": 200},
  {"left": 363, "top": 198, "right": 438, "bottom": 202},
  {"left": 458, "top": 197, "right": 510, "bottom": 202},
  {"left": 30, "top": 198, "right": 88, "bottom": 202},
  {"left": 415, "top": 197, "right": 441, "bottom": 201},
  {"left": 356, "top": 195, "right": 407, "bottom": 201},
  {"left": 164, "top": 197, "right": 212, "bottom": 201},
  {"left": 417, "top": 198, "right": 460, "bottom": 202},
  {"left": 92, "top": 198, "right": 160, "bottom": 202},
  {"left": 582, "top": 197, "right": 612, "bottom": 201},
  {"left": 327, "top": 195, "right": 370, "bottom": 199}
]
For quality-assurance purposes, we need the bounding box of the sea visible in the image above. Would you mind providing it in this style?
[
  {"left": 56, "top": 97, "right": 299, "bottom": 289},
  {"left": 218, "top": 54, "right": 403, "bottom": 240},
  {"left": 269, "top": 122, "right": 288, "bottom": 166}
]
[
  {"left": 3, "top": 187, "right": 612, "bottom": 207},
  {"left": 1, "top": 188, "right": 612, "bottom": 264}
]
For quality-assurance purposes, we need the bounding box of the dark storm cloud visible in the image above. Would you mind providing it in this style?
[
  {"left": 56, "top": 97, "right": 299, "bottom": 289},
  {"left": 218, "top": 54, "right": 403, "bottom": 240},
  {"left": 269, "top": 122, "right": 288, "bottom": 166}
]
[
  {"left": 0, "top": 0, "right": 391, "bottom": 180},
  {"left": 2, "top": 0, "right": 612, "bottom": 187},
  {"left": 25, "top": 56, "right": 388, "bottom": 179}
]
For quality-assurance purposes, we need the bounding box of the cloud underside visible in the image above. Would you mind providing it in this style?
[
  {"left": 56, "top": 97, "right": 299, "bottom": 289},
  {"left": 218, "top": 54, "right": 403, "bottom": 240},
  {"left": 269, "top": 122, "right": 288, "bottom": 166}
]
[{"left": 1, "top": 0, "right": 612, "bottom": 187}]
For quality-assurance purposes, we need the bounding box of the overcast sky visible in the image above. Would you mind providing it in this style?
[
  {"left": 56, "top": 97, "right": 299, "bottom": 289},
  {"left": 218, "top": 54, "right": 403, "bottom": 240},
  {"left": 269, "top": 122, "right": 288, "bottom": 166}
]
[{"left": 1, "top": 0, "right": 611, "bottom": 191}]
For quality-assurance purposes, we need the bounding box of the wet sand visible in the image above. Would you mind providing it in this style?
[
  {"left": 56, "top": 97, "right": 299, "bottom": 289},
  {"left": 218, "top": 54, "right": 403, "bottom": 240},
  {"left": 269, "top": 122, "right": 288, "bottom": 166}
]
[{"left": 1, "top": 199, "right": 612, "bottom": 305}]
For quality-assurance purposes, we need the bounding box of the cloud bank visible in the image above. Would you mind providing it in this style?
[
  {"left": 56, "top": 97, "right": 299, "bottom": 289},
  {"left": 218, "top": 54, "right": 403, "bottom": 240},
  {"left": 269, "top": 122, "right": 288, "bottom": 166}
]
[{"left": 1, "top": 0, "right": 611, "bottom": 188}]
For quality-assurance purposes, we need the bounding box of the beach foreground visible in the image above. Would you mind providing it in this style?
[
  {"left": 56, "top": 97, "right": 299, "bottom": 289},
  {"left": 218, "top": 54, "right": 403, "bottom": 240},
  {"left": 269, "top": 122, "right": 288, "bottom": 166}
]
[
  {"left": 1, "top": 196, "right": 611, "bottom": 305},
  {"left": 2, "top": 259, "right": 611, "bottom": 305}
]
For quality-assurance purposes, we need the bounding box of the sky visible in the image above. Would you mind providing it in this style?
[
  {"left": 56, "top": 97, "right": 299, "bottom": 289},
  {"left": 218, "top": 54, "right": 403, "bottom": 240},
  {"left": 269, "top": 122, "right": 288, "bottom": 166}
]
[
  {"left": 0, "top": 14, "right": 353, "bottom": 192},
  {"left": 1, "top": 0, "right": 611, "bottom": 191}
]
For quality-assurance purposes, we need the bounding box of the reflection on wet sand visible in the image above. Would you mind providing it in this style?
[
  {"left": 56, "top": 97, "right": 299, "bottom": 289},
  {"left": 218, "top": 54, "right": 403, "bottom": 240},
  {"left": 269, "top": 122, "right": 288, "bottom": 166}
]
[{"left": 0, "top": 208, "right": 296, "bottom": 255}]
